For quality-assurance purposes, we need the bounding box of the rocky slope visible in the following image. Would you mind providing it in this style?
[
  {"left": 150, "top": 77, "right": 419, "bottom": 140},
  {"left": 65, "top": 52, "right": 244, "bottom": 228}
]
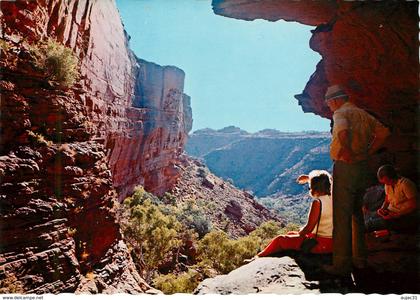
[
  {"left": 169, "top": 156, "right": 282, "bottom": 238},
  {"left": 195, "top": 186, "right": 419, "bottom": 294},
  {"left": 196, "top": 229, "right": 420, "bottom": 295},
  {"left": 203, "top": 0, "right": 419, "bottom": 294},
  {"left": 1, "top": 0, "right": 190, "bottom": 293},
  {"left": 212, "top": 0, "right": 419, "bottom": 183},
  {"left": 186, "top": 127, "right": 332, "bottom": 197}
]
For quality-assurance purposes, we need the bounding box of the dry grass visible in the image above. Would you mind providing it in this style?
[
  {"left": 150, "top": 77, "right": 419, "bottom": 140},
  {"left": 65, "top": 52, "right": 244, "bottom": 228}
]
[
  {"left": 29, "top": 38, "right": 79, "bottom": 88},
  {"left": 0, "top": 274, "right": 25, "bottom": 294},
  {"left": 0, "top": 40, "right": 11, "bottom": 52},
  {"left": 27, "top": 130, "right": 53, "bottom": 146},
  {"left": 67, "top": 227, "right": 77, "bottom": 237},
  {"left": 85, "top": 271, "right": 95, "bottom": 281}
]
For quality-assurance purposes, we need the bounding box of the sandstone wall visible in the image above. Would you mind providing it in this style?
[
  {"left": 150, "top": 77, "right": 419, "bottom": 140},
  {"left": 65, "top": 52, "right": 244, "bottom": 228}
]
[
  {"left": 212, "top": 0, "right": 419, "bottom": 180},
  {"left": 0, "top": 0, "right": 190, "bottom": 293},
  {"left": 109, "top": 58, "right": 192, "bottom": 199}
]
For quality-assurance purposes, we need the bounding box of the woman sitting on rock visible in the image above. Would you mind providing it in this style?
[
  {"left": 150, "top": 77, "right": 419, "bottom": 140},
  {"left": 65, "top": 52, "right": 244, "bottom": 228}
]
[{"left": 246, "top": 170, "right": 333, "bottom": 262}]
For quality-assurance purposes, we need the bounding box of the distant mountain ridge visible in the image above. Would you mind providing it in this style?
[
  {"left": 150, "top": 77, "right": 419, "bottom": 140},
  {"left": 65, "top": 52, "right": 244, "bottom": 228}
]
[{"left": 186, "top": 127, "right": 332, "bottom": 198}]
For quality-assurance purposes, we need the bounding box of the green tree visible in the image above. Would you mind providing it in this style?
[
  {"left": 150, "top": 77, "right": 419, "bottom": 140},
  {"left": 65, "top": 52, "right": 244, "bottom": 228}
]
[
  {"left": 122, "top": 192, "right": 182, "bottom": 282},
  {"left": 174, "top": 199, "right": 212, "bottom": 238},
  {"left": 197, "top": 230, "right": 236, "bottom": 273},
  {"left": 119, "top": 186, "right": 299, "bottom": 294},
  {"left": 197, "top": 221, "right": 284, "bottom": 275},
  {"left": 153, "top": 269, "right": 202, "bottom": 294}
]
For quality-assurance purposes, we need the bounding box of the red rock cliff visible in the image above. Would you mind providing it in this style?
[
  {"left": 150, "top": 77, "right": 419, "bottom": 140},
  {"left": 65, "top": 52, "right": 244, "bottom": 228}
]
[
  {"left": 0, "top": 0, "right": 190, "bottom": 293},
  {"left": 212, "top": 0, "right": 419, "bottom": 180},
  {"left": 109, "top": 58, "right": 192, "bottom": 200}
]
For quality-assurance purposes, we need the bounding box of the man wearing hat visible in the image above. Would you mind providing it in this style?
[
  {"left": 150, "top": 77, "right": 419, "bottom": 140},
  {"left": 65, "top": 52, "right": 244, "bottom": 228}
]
[{"left": 323, "top": 84, "right": 390, "bottom": 276}]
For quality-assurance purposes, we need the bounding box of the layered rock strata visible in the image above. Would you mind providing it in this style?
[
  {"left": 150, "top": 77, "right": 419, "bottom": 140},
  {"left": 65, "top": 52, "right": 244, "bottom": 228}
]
[
  {"left": 212, "top": 0, "right": 419, "bottom": 181},
  {"left": 109, "top": 58, "right": 192, "bottom": 200},
  {"left": 1, "top": 0, "right": 190, "bottom": 293}
]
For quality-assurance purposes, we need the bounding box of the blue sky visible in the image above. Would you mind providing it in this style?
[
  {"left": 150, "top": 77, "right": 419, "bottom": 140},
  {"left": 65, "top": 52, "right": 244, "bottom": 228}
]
[{"left": 116, "top": 0, "right": 330, "bottom": 133}]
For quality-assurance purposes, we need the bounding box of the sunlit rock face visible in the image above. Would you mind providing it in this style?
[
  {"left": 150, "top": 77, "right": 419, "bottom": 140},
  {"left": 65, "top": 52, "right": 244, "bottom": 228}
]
[
  {"left": 109, "top": 58, "right": 192, "bottom": 200},
  {"left": 1, "top": 0, "right": 190, "bottom": 293},
  {"left": 212, "top": 0, "right": 419, "bottom": 180}
]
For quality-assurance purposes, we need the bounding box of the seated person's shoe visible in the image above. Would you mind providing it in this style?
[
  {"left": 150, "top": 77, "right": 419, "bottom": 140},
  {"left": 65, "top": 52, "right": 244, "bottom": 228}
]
[
  {"left": 243, "top": 256, "right": 258, "bottom": 263},
  {"left": 373, "top": 229, "right": 390, "bottom": 238}
]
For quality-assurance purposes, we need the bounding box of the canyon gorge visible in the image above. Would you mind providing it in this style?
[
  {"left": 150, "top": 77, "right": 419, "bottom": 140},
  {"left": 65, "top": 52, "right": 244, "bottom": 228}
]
[
  {"left": 0, "top": 0, "right": 191, "bottom": 293},
  {"left": 0, "top": 0, "right": 418, "bottom": 295}
]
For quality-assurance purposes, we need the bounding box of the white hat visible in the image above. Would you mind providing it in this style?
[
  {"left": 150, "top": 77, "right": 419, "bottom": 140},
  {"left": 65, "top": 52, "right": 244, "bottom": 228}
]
[{"left": 325, "top": 84, "right": 348, "bottom": 101}]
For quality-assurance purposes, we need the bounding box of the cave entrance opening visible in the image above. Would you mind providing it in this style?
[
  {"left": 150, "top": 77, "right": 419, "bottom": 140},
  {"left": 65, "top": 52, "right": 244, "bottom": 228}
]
[
  {"left": 116, "top": 0, "right": 330, "bottom": 134},
  {"left": 117, "top": 1, "right": 334, "bottom": 226}
]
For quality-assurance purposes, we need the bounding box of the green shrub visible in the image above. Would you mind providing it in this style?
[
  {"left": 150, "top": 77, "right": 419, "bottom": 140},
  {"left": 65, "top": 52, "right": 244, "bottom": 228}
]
[
  {"left": 122, "top": 194, "right": 183, "bottom": 282},
  {"left": 197, "top": 221, "right": 284, "bottom": 275},
  {"left": 29, "top": 38, "right": 79, "bottom": 87},
  {"left": 119, "top": 186, "right": 296, "bottom": 294},
  {"left": 124, "top": 185, "right": 160, "bottom": 207},
  {"left": 233, "top": 235, "right": 261, "bottom": 265},
  {"left": 279, "top": 223, "right": 300, "bottom": 234},
  {"left": 190, "top": 214, "right": 212, "bottom": 238},
  {"left": 153, "top": 269, "right": 202, "bottom": 294},
  {"left": 197, "top": 230, "right": 256, "bottom": 274},
  {"left": 150, "top": 221, "right": 288, "bottom": 293},
  {"left": 249, "top": 220, "right": 283, "bottom": 247},
  {"left": 162, "top": 192, "right": 177, "bottom": 205},
  {"left": 197, "top": 230, "right": 234, "bottom": 273},
  {"left": 173, "top": 199, "right": 212, "bottom": 238},
  {"left": 250, "top": 220, "right": 282, "bottom": 239}
]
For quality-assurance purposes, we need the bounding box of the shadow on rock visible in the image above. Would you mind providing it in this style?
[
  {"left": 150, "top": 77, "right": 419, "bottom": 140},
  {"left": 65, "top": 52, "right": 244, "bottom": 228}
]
[{"left": 272, "top": 247, "right": 419, "bottom": 294}]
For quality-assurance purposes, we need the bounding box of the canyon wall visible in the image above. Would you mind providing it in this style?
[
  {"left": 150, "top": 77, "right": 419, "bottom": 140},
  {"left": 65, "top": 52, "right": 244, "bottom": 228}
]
[
  {"left": 109, "top": 58, "right": 192, "bottom": 200},
  {"left": 1, "top": 0, "right": 190, "bottom": 293},
  {"left": 212, "top": 0, "right": 419, "bottom": 181}
]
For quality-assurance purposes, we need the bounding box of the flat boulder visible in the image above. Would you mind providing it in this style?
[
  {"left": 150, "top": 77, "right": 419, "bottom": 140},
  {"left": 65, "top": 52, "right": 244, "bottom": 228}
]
[{"left": 195, "top": 256, "right": 322, "bottom": 295}]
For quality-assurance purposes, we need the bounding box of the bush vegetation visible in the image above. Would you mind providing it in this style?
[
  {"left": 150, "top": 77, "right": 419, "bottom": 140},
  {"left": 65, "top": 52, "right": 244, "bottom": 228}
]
[
  {"left": 153, "top": 269, "right": 201, "bottom": 294},
  {"left": 29, "top": 38, "right": 79, "bottom": 87},
  {"left": 0, "top": 274, "right": 24, "bottom": 294},
  {"left": 172, "top": 198, "right": 212, "bottom": 238},
  {"left": 27, "top": 130, "right": 53, "bottom": 146},
  {"left": 120, "top": 186, "right": 297, "bottom": 294},
  {"left": 0, "top": 40, "right": 11, "bottom": 52},
  {"left": 121, "top": 187, "right": 183, "bottom": 282}
]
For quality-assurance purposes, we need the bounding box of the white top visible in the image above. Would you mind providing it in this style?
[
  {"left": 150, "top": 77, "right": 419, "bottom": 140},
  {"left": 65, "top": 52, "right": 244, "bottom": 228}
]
[
  {"left": 311, "top": 194, "right": 333, "bottom": 238},
  {"left": 386, "top": 177, "right": 417, "bottom": 215}
]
